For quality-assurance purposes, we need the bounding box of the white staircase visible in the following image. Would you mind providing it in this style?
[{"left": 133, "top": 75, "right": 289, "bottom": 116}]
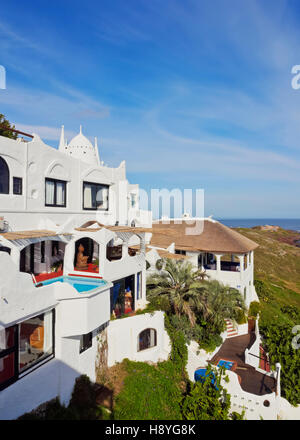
[{"left": 225, "top": 319, "right": 238, "bottom": 338}]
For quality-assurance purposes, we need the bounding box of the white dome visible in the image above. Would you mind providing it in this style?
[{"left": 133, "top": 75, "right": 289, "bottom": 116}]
[{"left": 63, "top": 126, "right": 99, "bottom": 165}]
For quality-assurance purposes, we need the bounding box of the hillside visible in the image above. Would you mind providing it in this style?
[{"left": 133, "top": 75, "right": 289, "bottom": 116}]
[{"left": 236, "top": 226, "right": 300, "bottom": 325}]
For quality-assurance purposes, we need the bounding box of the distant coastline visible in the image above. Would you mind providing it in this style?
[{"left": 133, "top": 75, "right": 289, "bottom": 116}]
[{"left": 218, "top": 218, "right": 300, "bottom": 232}]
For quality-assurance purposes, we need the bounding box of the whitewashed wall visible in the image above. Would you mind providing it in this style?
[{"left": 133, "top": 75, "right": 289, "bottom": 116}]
[{"left": 107, "top": 311, "right": 171, "bottom": 366}]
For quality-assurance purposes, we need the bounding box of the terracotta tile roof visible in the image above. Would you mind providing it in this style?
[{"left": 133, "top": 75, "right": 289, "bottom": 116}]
[
  {"left": 150, "top": 219, "right": 258, "bottom": 254},
  {"left": 0, "top": 230, "right": 72, "bottom": 241}
]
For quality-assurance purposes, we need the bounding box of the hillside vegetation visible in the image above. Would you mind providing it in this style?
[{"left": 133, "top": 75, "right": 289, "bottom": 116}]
[{"left": 237, "top": 227, "right": 300, "bottom": 405}]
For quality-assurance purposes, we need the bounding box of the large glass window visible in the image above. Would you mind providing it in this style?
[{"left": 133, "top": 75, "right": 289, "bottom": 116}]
[
  {"left": 138, "top": 328, "right": 157, "bottom": 352},
  {"left": 0, "top": 310, "right": 54, "bottom": 390},
  {"left": 83, "top": 182, "right": 109, "bottom": 211},
  {"left": 19, "top": 311, "right": 54, "bottom": 373},
  {"left": 0, "top": 157, "right": 9, "bottom": 194},
  {"left": 45, "top": 178, "right": 66, "bottom": 207}
]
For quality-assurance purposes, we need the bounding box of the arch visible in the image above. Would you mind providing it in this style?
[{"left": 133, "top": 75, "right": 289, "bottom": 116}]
[
  {"left": 81, "top": 167, "right": 110, "bottom": 184},
  {"left": 45, "top": 160, "right": 70, "bottom": 181},
  {"left": 74, "top": 237, "right": 99, "bottom": 273},
  {"left": 128, "top": 234, "right": 141, "bottom": 257},
  {"left": 138, "top": 328, "right": 157, "bottom": 352},
  {"left": 0, "top": 156, "right": 9, "bottom": 194},
  {"left": 106, "top": 237, "right": 123, "bottom": 261}
]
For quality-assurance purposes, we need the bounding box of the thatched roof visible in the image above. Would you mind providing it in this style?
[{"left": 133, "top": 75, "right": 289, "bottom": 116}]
[{"left": 150, "top": 219, "right": 258, "bottom": 254}]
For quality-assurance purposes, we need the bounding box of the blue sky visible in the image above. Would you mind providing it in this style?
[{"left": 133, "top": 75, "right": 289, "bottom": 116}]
[{"left": 1, "top": 0, "right": 300, "bottom": 218}]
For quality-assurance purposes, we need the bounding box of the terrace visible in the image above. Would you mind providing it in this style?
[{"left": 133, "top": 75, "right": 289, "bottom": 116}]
[{"left": 210, "top": 333, "right": 276, "bottom": 396}]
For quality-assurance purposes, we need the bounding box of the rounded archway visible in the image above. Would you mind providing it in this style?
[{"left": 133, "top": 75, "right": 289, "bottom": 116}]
[
  {"left": 0, "top": 156, "right": 9, "bottom": 194},
  {"left": 74, "top": 237, "right": 99, "bottom": 273}
]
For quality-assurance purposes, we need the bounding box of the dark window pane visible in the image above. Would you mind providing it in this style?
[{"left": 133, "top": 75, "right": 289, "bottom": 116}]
[
  {"left": 138, "top": 329, "right": 157, "bottom": 352},
  {"left": 0, "top": 157, "right": 9, "bottom": 194},
  {"left": 0, "top": 353, "right": 15, "bottom": 385},
  {"left": 79, "top": 332, "right": 92, "bottom": 353},
  {"left": 13, "top": 177, "right": 22, "bottom": 195}
]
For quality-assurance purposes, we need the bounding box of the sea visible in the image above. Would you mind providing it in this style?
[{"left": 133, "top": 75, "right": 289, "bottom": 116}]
[{"left": 218, "top": 219, "right": 300, "bottom": 233}]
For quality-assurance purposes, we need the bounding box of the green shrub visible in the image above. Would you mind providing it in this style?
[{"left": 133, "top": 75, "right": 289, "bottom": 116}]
[
  {"left": 254, "top": 279, "right": 273, "bottom": 302},
  {"left": 181, "top": 365, "right": 237, "bottom": 420},
  {"left": 199, "top": 333, "right": 223, "bottom": 353},
  {"left": 155, "top": 259, "right": 164, "bottom": 270},
  {"left": 249, "top": 301, "right": 261, "bottom": 318},
  {"left": 280, "top": 305, "right": 300, "bottom": 322},
  {"left": 235, "top": 308, "right": 248, "bottom": 324},
  {"left": 260, "top": 322, "right": 300, "bottom": 406}
]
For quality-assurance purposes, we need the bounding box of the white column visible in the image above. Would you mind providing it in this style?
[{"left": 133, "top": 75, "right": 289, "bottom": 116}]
[
  {"left": 216, "top": 254, "right": 222, "bottom": 273},
  {"left": 276, "top": 363, "right": 281, "bottom": 397},
  {"left": 238, "top": 255, "right": 244, "bottom": 272}
]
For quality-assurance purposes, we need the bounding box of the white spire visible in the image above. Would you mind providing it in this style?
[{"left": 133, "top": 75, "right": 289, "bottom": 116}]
[
  {"left": 79, "top": 125, "right": 82, "bottom": 134},
  {"left": 95, "top": 137, "right": 101, "bottom": 165},
  {"left": 59, "top": 125, "right": 65, "bottom": 151}
]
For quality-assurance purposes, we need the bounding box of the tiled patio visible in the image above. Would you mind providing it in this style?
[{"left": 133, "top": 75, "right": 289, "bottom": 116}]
[{"left": 210, "top": 333, "right": 276, "bottom": 396}]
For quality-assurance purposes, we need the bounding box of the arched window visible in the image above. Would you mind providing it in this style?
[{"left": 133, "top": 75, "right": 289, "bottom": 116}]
[
  {"left": 138, "top": 328, "right": 157, "bottom": 352},
  {"left": 0, "top": 157, "right": 9, "bottom": 194}
]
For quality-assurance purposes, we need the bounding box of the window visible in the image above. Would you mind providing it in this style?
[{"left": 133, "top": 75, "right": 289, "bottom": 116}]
[
  {"left": 138, "top": 328, "right": 157, "bottom": 351},
  {"left": 79, "top": 332, "right": 92, "bottom": 353},
  {"left": 137, "top": 272, "right": 142, "bottom": 300},
  {"left": 175, "top": 250, "right": 186, "bottom": 255},
  {"left": 19, "top": 311, "right": 54, "bottom": 373},
  {"left": 83, "top": 181, "right": 109, "bottom": 211},
  {"left": 13, "top": 177, "right": 22, "bottom": 195},
  {"left": 45, "top": 178, "right": 66, "bottom": 207},
  {"left": 0, "top": 157, "right": 9, "bottom": 194},
  {"left": 130, "top": 193, "right": 136, "bottom": 208},
  {"left": 0, "top": 310, "right": 54, "bottom": 391}
]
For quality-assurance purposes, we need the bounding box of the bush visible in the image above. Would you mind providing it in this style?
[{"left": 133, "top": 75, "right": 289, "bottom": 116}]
[
  {"left": 280, "top": 305, "right": 300, "bottom": 322},
  {"left": 235, "top": 308, "right": 248, "bottom": 324},
  {"left": 199, "top": 333, "right": 223, "bottom": 353},
  {"left": 181, "top": 365, "right": 234, "bottom": 420},
  {"left": 249, "top": 301, "right": 261, "bottom": 319},
  {"left": 155, "top": 259, "right": 164, "bottom": 270},
  {"left": 254, "top": 279, "right": 273, "bottom": 302},
  {"left": 260, "top": 322, "right": 300, "bottom": 406}
]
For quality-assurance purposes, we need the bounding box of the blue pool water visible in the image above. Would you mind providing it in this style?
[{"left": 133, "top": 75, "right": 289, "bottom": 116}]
[
  {"left": 194, "top": 369, "right": 218, "bottom": 389},
  {"left": 217, "top": 360, "right": 234, "bottom": 370},
  {"left": 37, "top": 276, "right": 107, "bottom": 293}
]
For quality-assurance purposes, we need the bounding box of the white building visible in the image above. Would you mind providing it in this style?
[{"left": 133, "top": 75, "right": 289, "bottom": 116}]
[
  {"left": 146, "top": 217, "right": 259, "bottom": 308},
  {"left": 1, "top": 126, "right": 292, "bottom": 420},
  {"left": 0, "top": 127, "right": 169, "bottom": 420}
]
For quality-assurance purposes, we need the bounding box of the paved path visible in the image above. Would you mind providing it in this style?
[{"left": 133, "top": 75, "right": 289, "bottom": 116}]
[{"left": 210, "top": 333, "right": 276, "bottom": 396}]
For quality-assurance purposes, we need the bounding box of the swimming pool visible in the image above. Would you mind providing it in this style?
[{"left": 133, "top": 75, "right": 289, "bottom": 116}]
[
  {"left": 36, "top": 276, "right": 107, "bottom": 293},
  {"left": 217, "top": 359, "right": 234, "bottom": 370}
]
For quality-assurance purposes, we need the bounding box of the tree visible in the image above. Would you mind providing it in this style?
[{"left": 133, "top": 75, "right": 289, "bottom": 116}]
[
  {"left": 147, "top": 259, "right": 210, "bottom": 327},
  {"left": 203, "top": 280, "right": 246, "bottom": 334},
  {"left": 181, "top": 365, "right": 243, "bottom": 420},
  {"left": 0, "top": 114, "right": 18, "bottom": 139}
]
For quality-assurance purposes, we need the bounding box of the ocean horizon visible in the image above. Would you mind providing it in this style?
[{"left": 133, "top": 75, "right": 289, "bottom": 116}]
[{"left": 218, "top": 218, "right": 300, "bottom": 232}]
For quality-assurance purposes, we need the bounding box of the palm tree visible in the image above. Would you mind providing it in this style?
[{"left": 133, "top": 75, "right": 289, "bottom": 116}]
[
  {"left": 147, "top": 259, "right": 210, "bottom": 326},
  {"left": 202, "top": 280, "right": 247, "bottom": 332}
]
